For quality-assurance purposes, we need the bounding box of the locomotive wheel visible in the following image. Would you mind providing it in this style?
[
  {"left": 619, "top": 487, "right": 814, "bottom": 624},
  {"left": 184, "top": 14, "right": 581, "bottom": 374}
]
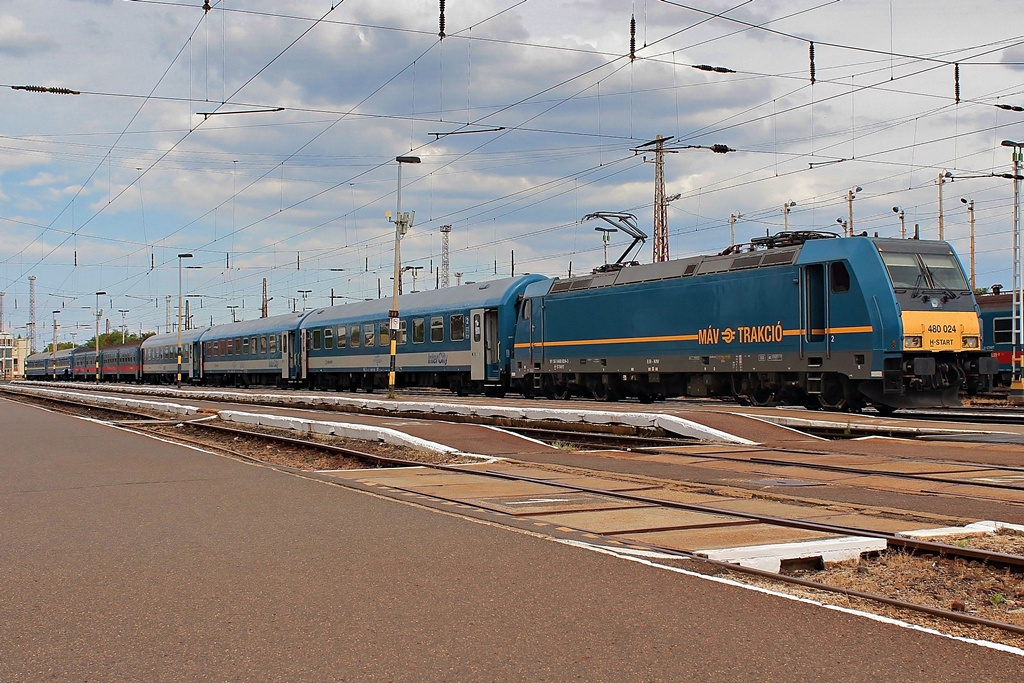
[
  {"left": 818, "top": 374, "right": 852, "bottom": 411},
  {"left": 553, "top": 383, "right": 571, "bottom": 400},
  {"left": 591, "top": 382, "right": 610, "bottom": 401},
  {"left": 750, "top": 387, "right": 775, "bottom": 407}
]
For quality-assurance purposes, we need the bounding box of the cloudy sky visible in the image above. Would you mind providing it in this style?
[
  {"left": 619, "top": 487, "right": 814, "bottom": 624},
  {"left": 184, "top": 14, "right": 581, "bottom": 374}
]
[{"left": 2, "top": 0, "right": 1024, "bottom": 343}]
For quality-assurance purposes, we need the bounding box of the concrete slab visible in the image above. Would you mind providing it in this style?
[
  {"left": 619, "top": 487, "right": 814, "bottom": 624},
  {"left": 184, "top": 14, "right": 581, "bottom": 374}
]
[
  {"left": 530, "top": 507, "right": 751, "bottom": 534},
  {"left": 629, "top": 523, "right": 839, "bottom": 551},
  {"left": 471, "top": 492, "right": 651, "bottom": 515},
  {"left": 697, "top": 536, "right": 888, "bottom": 572}
]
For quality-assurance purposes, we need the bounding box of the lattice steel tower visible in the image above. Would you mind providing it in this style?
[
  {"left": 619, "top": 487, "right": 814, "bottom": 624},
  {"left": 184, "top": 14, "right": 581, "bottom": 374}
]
[
  {"left": 440, "top": 225, "right": 452, "bottom": 288},
  {"left": 28, "top": 275, "right": 37, "bottom": 353},
  {"left": 652, "top": 136, "right": 669, "bottom": 263}
]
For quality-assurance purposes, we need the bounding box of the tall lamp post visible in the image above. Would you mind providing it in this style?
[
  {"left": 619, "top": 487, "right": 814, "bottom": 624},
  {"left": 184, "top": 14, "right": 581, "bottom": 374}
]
[
  {"left": 388, "top": 155, "right": 420, "bottom": 398},
  {"left": 1002, "top": 140, "right": 1024, "bottom": 389},
  {"left": 94, "top": 291, "right": 105, "bottom": 383},
  {"left": 782, "top": 201, "right": 796, "bottom": 232},
  {"left": 118, "top": 309, "right": 129, "bottom": 344},
  {"left": 177, "top": 253, "right": 192, "bottom": 388},
  {"left": 892, "top": 206, "right": 906, "bottom": 239},
  {"left": 937, "top": 171, "right": 953, "bottom": 240},
  {"left": 846, "top": 188, "right": 861, "bottom": 237},
  {"left": 51, "top": 310, "right": 60, "bottom": 380},
  {"left": 960, "top": 198, "right": 976, "bottom": 291}
]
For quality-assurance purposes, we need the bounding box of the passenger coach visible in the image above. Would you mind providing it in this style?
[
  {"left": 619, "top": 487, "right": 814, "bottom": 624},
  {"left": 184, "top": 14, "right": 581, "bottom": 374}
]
[{"left": 299, "top": 275, "right": 546, "bottom": 394}]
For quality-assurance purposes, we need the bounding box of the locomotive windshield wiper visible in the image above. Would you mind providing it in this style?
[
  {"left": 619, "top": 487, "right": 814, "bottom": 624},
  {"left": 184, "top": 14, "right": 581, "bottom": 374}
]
[{"left": 910, "top": 272, "right": 926, "bottom": 299}]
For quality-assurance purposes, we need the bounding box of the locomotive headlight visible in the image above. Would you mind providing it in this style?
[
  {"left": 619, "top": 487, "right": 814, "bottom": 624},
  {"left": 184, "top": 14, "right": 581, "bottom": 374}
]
[
  {"left": 961, "top": 335, "right": 980, "bottom": 349},
  {"left": 904, "top": 335, "right": 923, "bottom": 349}
]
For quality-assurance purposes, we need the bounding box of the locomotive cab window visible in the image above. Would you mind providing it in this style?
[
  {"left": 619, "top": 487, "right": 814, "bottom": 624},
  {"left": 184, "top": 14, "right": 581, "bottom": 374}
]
[
  {"left": 522, "top": 299, "right": 532, "bottom": 321},
  {"left": 920, "top": 253, "right": 970, "bottom": 291},
  {"left": 879, "top": 252, "right": 922, "bottom": 289},
  {"left": 830, "top": 262, "right": 850, "bottom": 293}
]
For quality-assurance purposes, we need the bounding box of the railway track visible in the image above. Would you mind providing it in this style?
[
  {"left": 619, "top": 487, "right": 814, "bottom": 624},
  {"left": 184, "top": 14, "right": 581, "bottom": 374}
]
[{"left": 175, "top": 419, "right": 1024, "bottom": 639}]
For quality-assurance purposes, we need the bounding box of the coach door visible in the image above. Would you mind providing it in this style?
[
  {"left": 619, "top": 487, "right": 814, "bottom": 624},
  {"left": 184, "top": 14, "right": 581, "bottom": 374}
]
[
  {"left": 800, "top": 263, "right": 830, "bottom": 360},
  {"left": 191, "top": 341, "right": 202, "bottom": 380},
  {"left": 470, "top": 309, "right": 485, "bottom": 381}
]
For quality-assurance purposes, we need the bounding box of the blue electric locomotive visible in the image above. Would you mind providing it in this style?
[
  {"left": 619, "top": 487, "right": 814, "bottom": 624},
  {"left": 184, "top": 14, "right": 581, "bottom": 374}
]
[{"left": 511, "top": 231, "right": 997, "bottom": 410}]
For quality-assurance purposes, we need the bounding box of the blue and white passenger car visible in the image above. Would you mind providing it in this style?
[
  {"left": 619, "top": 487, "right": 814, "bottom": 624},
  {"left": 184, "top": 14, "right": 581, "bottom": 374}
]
[{"left": 299, "top": 275, "right": 546, "bottom": 394}]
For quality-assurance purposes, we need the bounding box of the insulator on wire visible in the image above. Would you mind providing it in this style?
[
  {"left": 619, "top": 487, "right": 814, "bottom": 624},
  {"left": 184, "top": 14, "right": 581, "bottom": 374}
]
[
  {"left": 996, "top": 104, "right": 1024, "bottom": 112},
  {"left": 439, "top": 0, "right": 446, "bottom": 39},
  {"left": 630, "top": 14, "right": 636, "bottom": 61},
  {"left": 954, "top": 63, "right": 960, "bottom": 104},
  {"left": 202, "top": 1, "right": 211, "bottom": 12},
  {"left": 809, "top": 42, "right": 816, "bottom": 84}
]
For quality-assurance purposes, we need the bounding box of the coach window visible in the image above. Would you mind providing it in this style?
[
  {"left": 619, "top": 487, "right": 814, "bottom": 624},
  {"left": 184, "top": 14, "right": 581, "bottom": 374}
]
[
  {"left": 227, "top": 340, "right": 233, "bottom": 356},
  {"left": 220, "top": 340, "right": 227, "bottom": 356},
  {"left": 431, "top": 316, "right": 444, "bottom": 343},
  {"left": 450, "top": 314, "right": 465, "bottom": 342},
  {"left": 831, "top": 262, "right": 850, "bottom": 293},
  {"left": 473, "top": 314, "right": 482, "bottom": 343},
  {"left": 243, "top": 338, "right": 250, "bottom": 355},
  {"left": 324, "top": 327, "right": 334, "bottom": 350},
  {"left": 350, "top": 325, "right": 360, "bottom": 348},
  {"left": 364, "top": 323, "right": 375, "bottom": 347},
  {"left": 336, "top": 327, "right": 346, "bottom": 348},
  {"left": 413, "top": 318, "right": 425, "bottom": 344},
  {"left": 251, "top": 337, "right": 258, "bottom": 354},
  {"left": 994, "top": 318, "right": 1013, "bottom": 344},
  {"left": 235, "top": 338, "right": 242, "bottom": 355},
  {"left": 312, "top": 329, "right": 322, "bottom": 350},
  {"left": 380, "top": 322, "right": 390, "bottom": 346},
  {"left": 399, "top": 320, "right": 408, "bottom": 345},
  {"left": 260, "top": 336, "right": 268, "bottom": 354},
  {"left": 269, "top": 335, "right": 277, "bottom": 354}
]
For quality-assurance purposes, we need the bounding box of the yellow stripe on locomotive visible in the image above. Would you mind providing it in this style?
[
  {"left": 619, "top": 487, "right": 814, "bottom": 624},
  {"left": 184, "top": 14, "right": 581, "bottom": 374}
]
[{"left": 900, "top": 311, "right": 981, "bottom": 352}]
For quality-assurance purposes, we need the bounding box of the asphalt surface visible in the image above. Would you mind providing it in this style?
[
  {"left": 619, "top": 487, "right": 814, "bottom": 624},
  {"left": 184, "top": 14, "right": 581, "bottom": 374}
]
[{"left": 2, "top": 396, "right": 1022, "bottom": 681}]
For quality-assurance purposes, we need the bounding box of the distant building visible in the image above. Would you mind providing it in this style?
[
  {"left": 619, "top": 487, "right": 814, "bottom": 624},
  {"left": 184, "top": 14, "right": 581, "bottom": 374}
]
[{"left": 1, "top": 334, "right": 30, "bottom": 379}]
